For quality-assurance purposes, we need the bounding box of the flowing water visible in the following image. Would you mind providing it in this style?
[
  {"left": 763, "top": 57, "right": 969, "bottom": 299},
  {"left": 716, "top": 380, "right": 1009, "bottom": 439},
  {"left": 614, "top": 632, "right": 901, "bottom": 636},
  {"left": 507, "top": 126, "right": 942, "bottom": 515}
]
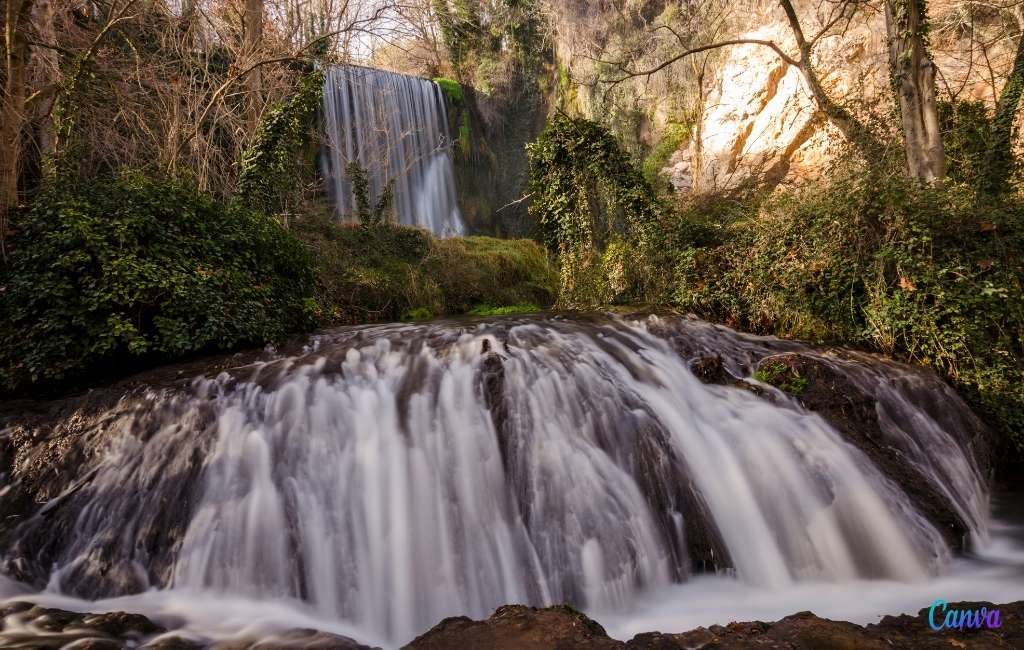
[
  {"left": 2, "top": 315, "right": 1022, "bottom": 647},
  {"left": 320, "top": 66, "right": 465, "bottom": 236}
]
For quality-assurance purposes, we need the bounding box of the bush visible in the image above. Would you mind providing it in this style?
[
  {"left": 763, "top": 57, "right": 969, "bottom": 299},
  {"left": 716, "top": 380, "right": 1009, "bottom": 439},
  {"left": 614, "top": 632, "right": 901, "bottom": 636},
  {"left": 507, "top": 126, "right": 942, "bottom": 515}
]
[
  {"left": 291, "top": 212, "right": 557, "bottom": 323},
  {"left": 674, "top": 169, "right": 1024, "bottom": 450},
  {"left": 0, "top": 173, "right": 317, "bottom": 391}
]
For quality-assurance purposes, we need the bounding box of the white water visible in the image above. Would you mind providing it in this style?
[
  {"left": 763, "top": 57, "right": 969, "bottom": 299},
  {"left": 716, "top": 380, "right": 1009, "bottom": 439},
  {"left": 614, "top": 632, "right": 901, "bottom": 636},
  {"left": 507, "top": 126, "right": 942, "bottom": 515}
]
[
  {"left": 320, "top": 66, "right": 465, "bottom": 236},
  {"left": 1, "top": 315, "right": 1015, "bottom": 647}
]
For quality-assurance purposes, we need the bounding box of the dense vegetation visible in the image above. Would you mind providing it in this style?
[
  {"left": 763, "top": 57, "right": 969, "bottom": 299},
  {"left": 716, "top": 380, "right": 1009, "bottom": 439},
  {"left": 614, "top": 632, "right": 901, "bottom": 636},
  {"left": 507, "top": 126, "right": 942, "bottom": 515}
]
[
  {"left": 527, "top": 115, "right": 663, "bottom": 307},
  {"left": 0, "top": 173, "right": 317, "bottom": 391},
  {"left": 674, "top": 171, "right": 1024, "bottom": 449}
]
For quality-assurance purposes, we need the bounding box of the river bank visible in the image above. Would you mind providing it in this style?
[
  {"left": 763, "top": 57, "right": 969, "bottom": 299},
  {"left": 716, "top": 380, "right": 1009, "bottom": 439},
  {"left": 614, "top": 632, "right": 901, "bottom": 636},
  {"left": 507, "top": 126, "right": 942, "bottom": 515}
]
[{"left": 0, "top": 597, "right": 1020, "bottom": 649}]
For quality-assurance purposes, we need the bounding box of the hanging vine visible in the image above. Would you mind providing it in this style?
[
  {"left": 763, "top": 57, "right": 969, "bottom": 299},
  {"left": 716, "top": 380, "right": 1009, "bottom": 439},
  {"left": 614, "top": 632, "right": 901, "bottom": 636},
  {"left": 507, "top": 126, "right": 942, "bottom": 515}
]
[
  {"left": 236, "top": 68, "right": 325, "bottom": 214},
  {"left": 526, "top": 114, "right": 663, "bottom": 306}
]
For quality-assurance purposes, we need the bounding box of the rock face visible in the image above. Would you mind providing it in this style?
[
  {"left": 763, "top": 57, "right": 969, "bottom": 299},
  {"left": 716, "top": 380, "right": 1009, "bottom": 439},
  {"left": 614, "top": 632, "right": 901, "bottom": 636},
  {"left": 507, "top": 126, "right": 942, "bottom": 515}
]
[
  {"left": 406, "top": 601, "right": 1024, "bottom": 650},
  {"left": 753, "top": 351, "right": 993, "bottom": 551},
  {"left": 405, "top": 604, "right": 621, "bottom": 650},
  {"left": 550, "top": 0, "right": 1019, "bottom": 193}
]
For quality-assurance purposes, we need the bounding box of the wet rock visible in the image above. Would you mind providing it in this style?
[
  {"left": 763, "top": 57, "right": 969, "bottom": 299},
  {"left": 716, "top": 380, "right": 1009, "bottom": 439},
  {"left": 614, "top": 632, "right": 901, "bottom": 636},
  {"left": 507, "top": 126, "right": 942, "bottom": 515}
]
[
  {"left": 689, "top": 355, "right": 732, "bottom": 385},
  {"left": 689, "top": 355, "right": 766, "bottom": 398},
  {"left": 754, "top": 352, "right": 974, "bottom": 550},
  {"left": 80, "top": 610, "right": 165, "bottom": 637},
  {"left": 632, "top": 419, "right": 732, "bottom": 576},
  {"left": 0, "top": 603, "right": 166, "bottom": 648},
  {"left": 405, "top": 604, "right": 621, "bottom": 649}
]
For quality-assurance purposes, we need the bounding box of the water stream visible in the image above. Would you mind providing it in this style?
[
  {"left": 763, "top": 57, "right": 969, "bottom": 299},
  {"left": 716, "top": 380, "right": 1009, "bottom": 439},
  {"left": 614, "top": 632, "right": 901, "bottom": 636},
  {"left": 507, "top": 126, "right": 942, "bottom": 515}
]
[{"left": 1, "top": 315, "right": 1021, "bottom": 647}]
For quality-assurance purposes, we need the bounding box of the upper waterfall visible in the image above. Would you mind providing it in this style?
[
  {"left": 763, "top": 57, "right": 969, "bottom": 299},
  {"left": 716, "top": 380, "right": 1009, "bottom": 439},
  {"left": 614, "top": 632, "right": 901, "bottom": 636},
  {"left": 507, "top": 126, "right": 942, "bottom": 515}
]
[{"left": 320, "top": 66, "right": 465, "bottom": 236}]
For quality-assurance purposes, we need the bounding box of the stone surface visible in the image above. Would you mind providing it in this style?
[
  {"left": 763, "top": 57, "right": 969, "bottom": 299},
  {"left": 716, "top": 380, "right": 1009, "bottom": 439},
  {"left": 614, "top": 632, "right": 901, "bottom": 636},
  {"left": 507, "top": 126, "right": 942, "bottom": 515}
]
[{"left": 405, "top": 601, "right": 1024, "bottom": 649}]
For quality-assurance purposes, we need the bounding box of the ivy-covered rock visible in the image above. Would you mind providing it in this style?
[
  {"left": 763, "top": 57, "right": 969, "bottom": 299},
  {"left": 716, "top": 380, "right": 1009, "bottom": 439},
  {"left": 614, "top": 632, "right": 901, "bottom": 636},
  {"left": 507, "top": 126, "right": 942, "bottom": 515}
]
[
  {"left": 526, "top": 114, "right": 663, "bottom": 307},
  {"left": 0, "top": 172, "right": 317, "bottom": 392}
]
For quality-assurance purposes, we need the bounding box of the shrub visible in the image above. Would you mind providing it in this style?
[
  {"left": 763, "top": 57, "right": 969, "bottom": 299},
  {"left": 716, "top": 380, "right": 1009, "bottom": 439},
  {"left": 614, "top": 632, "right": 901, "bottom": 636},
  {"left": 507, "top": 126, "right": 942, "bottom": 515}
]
[
  {"left": 0, "top": 173, "right": 317, "bottom": 391},
  {"left": 674, "top": 169, "right": 1024, "bottom": 450}
]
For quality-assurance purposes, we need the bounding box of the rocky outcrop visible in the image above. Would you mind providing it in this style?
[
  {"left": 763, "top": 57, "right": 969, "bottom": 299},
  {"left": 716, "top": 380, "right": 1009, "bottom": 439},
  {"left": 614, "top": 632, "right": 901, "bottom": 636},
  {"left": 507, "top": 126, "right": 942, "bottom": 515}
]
[
  {"left": 753, "top": 352, "right": 992, "bottom": 551},
  {"left": 406, "top": 604, "right": 621, "bottom": 650},
  {"left": 406, "top": 601, "right": 1024, "bottom": 649},
  {"left": 0, "top": 602, "right": 379, "bottom": 649}
]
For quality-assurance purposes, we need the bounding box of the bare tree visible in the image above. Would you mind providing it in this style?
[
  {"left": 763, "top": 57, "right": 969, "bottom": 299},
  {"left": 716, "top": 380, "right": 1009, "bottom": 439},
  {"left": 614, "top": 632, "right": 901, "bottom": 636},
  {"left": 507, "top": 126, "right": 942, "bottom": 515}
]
[
  {"left": 596, "top": 0, "right": 883, "bottom": 158},
  {"left": 2, "top": 0, "right": 38, "bottom": 257}
]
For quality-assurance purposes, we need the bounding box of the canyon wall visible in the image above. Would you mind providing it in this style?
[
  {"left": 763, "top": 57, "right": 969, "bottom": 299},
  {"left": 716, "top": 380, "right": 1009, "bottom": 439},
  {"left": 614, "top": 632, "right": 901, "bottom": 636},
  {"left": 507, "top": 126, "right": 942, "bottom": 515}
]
[{"left": 550, "top": 0, "right": 1020, "bottom": 193}]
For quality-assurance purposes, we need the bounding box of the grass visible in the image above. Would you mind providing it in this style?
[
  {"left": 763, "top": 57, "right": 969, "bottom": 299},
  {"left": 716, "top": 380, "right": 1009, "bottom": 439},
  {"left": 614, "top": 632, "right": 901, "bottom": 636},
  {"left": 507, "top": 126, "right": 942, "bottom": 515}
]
[{"left": 467, "top": 303, "right": 544, "bottom": 316}]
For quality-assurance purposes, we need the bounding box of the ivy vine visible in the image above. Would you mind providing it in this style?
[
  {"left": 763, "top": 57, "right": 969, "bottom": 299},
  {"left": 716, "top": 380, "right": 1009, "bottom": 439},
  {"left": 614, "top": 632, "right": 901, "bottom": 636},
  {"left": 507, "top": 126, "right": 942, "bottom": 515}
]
[
  {"left": 526, "top": 114, "right": 663, "bottom": 305},
  {"left": 236, "top": 68, "right": 325, "bottom": 213}
]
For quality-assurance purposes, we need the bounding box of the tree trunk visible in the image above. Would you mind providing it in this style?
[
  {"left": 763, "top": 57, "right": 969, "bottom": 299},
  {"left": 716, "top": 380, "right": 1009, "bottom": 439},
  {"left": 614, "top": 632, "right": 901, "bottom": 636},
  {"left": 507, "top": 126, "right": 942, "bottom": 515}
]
[
  {"left": 982, "top": 27, "right": 1024, "bottom": 194},
  {"left": 2, "top": 0, "right": 36, "bottom": 259},
  {"left": 884, "top": 0, "right": 946, "bottom": 183},
  {"left": 242, "top": 0, "right": 264, "bottom": 128}
]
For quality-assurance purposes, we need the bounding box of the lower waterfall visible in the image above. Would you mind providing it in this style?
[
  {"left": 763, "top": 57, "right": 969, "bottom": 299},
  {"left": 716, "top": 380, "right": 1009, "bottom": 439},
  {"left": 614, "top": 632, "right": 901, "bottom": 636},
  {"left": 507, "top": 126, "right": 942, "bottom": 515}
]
[
  {"left": 1, "top": 315, "right": 1019, "bottom": 648},
  {"left": 320, "top": 66, "right": 465, "bottom": 236}
]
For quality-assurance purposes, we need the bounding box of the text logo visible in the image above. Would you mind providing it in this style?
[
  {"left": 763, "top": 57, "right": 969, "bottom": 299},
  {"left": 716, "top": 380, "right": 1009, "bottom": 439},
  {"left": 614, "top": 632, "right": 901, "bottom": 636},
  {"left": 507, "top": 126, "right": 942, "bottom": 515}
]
[{"left": 928, "top": 599, "right": 1002, "bottom": 631}]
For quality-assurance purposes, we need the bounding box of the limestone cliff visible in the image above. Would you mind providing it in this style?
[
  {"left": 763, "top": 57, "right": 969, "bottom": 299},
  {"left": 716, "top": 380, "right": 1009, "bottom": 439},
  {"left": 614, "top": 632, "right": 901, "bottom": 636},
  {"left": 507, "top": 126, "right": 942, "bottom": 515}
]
[{"left": 549, "top": 0, "right": 1020, "bottom": 193}]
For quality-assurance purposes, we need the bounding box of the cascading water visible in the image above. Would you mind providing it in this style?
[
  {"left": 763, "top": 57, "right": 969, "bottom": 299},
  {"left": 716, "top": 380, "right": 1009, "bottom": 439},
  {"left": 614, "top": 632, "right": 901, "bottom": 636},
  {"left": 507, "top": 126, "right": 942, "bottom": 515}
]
[
  {"left": 320, "top": 66, "right": 465, "bottom": 236},
  {"left": 0, "top": 315, "right": 1018, "bottom": 648}
]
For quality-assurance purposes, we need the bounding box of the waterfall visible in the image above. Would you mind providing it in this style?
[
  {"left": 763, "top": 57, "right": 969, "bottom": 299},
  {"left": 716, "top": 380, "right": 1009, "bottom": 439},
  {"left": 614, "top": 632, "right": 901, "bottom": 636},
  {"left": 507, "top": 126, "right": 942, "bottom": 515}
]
[
  {"left": 0, "top": 316, "right": 992, "bottom": 646},
  {"left": 320, "top": 66, "right": 465, "bottom": 236}
]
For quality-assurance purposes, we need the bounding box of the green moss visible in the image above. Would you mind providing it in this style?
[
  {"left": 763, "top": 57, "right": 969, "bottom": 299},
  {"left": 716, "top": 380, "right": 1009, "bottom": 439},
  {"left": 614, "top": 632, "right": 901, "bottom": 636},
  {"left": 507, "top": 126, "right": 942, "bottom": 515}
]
[
  {"left": 754, "top": 362, "right": 808, "bottom": 396},
  {"left": 403, "top": 307, "right": 437, "bottom": 321},
  {"left": 459, "top": 112, "right": 471, "bottom": 158},
  {"left": 643, "top": 123, "right": 689, "bottom": 192},
  {"left": 467, "top": 303, "right": 543, "bottom": 316},
  {"left": 291, "top": 213, "right": 558, "bottom": 324},
  {"left": 433, "top": 77, "right": 464, "bottom": 106}
]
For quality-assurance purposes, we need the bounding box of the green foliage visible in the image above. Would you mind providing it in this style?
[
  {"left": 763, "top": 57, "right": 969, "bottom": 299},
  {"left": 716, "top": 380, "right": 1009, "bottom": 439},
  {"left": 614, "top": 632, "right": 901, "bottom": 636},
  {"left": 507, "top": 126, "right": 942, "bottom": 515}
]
[
  {"left": 237, "top": 69, "right": 325, "bottom": 213},
  {"left": 467, "top": 303, "right": 543, "bottom": 316},
  {"left": 527, "top": 114, "right": 663, "bottom": 307},
  {"left": 292, "top": 212, "right": 557, "bottom": 323},
  {"left": 643, "top": 123, "right": 690, "bottom": 193},
  {"left": 754, "top": 362, "right": 808, "bottom": 396},
  {"left": 0, "top": 173, "right": 317, "bottom": 391},
  {"left": 346, "top": 162, "right": 394, "bottom": 226},
  {"left": 434, "top": 77, "right": 465, "bottom": 106},
  {"left": 674, "top": 169, "right": 1024, "bottom": 450},
  {"left": 939, "top": 100, "right": 993, "bottom": 190},
  {"left": 434, "top": 78, "right": 471, "bottom": 158}
]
